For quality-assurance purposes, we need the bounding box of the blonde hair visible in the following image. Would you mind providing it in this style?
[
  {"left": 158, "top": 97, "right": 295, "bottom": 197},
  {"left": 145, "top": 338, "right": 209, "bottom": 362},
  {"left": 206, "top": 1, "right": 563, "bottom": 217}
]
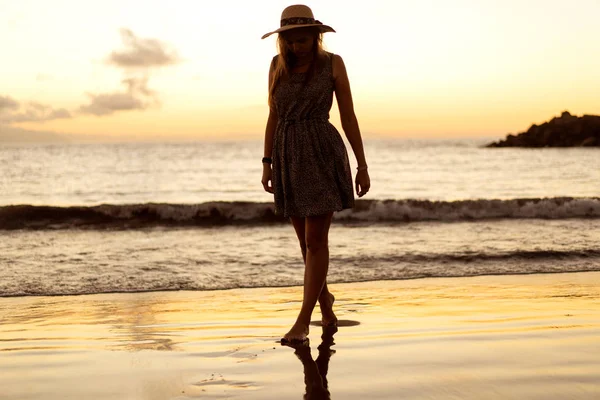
[{"left": 268, "top": 27, "right": 325, "bottom": 108}]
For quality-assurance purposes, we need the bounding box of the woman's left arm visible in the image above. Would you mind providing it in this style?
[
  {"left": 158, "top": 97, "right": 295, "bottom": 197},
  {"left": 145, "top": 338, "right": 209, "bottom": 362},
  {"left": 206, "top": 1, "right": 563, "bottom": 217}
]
[{"left": 333, "top": 54, "right": 370, "bottom": 197}]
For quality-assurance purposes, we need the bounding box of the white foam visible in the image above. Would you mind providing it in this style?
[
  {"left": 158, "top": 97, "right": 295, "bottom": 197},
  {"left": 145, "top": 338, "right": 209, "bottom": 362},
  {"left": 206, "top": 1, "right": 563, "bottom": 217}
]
[{"left": 335, "top": 198, "right": 600, "bottom": 222}]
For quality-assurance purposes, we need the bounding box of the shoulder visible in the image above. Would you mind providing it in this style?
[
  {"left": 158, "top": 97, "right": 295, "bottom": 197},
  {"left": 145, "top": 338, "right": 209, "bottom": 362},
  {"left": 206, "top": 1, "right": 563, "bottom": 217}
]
[
  {"left": 331, "top": 53, "right": 344, "bottom": 67},
  {"left": 321, "top": 51, "right": 342, "bottom": 72},
  {"left": 270, "top": 55, "right": 278, "bottom": 68},
  {"left": 330, "top": 53, "right": 347, "bottom": 81},
  {"left": 323, "top": 51, "right": 342, "bottom": 64}
]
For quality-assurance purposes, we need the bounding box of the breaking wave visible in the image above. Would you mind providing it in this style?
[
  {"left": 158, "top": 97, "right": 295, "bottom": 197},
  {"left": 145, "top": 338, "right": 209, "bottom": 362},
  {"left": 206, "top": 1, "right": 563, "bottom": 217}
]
[{"left": 1, "top": 197, "right": 599, "bottom": 230}]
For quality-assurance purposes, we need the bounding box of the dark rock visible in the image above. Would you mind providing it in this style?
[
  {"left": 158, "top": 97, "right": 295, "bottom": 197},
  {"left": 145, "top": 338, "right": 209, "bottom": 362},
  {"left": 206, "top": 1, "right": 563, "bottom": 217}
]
[{"left": 486, "top": 111, "right": 600, "bottom": 147}]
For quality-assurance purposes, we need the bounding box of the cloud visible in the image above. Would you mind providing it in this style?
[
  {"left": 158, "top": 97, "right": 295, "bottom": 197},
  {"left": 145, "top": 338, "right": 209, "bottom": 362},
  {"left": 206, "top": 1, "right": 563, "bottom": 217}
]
[
  {"left": 78, "top": 29, "right": 180, "bottom": 117},
  {"left": 78, "top": 29, "right": 179, "bottom": 117},
  {"left": 122, "top": 77, "right": 155, "bottom": 96},
  {"left": 0, "top": 95, "right": 19, "bottom": 112},
  {"left": 108, "top": 28, "right": 180, "bottom": 68},
  {"left": 0, "top": 96, "right": 72, "bottom": 123},
  {"left": 0, "top": 124, "right": 67, "bottom": 143},
  {"left": 1, "top": 29, "right": 180, "bottom": 124},
  {"left": 79, "top": 76, "right": 158, "bottom": 116}
]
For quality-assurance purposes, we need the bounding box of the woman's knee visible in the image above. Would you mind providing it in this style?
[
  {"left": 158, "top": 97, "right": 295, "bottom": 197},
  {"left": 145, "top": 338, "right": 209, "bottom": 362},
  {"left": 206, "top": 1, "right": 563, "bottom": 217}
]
[
  {"left": 304, "top": 213, "right": 333, "bottom": 253},
  {"left": 305, "top": 236, "right": 328, "bottom": 253}
]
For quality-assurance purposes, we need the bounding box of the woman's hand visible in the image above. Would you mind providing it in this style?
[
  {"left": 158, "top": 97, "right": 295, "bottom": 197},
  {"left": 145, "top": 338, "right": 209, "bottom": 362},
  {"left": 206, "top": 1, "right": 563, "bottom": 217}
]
[
  {"left": 355, "top": 169, "right": 370, "bottom": 197},
  {"left": 262, "top": 164, "right": 274, "bottom": 193}
]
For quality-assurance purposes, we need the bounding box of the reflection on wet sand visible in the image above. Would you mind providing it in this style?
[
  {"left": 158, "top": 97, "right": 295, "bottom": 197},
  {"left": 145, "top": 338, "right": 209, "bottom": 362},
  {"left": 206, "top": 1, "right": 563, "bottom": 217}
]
[
  {"left": 102, "top": 297, "right": 178, "bottom": 352},
  {"left": 284, "top": 326, "right": 338, "bottom": 400},
  {"left": 2, "top": 273, "right": 599, "bottom": 399}
]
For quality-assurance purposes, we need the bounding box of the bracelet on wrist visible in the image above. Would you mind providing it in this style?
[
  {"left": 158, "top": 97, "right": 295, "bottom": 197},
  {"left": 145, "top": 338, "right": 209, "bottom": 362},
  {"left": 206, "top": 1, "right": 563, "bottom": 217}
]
[
  {"left": 262, "top": 157, "right": 272, "bottom": 164},
  {"left": 356, "top": 165, "right": 368, "bottom": 171}
]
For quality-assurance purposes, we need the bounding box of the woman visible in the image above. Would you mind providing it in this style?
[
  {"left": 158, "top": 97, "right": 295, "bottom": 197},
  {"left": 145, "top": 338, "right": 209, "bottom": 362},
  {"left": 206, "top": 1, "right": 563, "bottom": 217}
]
[{"left": 261, "top": 5, "right": 370, "bottom": 343}]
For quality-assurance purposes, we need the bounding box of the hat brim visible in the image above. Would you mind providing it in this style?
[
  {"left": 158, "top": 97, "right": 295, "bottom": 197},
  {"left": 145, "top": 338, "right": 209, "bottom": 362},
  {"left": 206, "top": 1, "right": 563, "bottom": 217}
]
[{"left": 261, "top": 24, "right": 335, "bottom": 40}]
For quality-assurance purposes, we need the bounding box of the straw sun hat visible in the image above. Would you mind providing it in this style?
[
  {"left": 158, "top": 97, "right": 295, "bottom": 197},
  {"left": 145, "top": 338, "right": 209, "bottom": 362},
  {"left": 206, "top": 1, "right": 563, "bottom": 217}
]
[{"left": 261, "top": 4, "right": 335, "bottom": 39}]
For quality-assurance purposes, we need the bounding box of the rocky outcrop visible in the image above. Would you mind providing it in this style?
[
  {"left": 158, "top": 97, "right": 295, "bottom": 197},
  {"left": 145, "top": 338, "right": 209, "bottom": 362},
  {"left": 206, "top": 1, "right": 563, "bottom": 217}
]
[{"left": 486, "top": 111, "right": 600, "bottom": 147}]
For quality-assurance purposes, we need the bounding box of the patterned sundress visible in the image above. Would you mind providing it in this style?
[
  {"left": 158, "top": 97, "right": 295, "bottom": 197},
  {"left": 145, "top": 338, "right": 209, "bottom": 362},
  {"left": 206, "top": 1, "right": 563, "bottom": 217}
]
[{"left": 271, "top": 52, "right": 355, "bottom": 217}]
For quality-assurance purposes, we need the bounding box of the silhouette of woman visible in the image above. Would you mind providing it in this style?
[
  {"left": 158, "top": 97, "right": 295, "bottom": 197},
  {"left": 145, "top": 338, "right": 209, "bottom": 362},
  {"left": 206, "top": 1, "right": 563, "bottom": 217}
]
[
  {"left": 287, "top": 326, "right": 338, "bottom": 399},
  {"left": 261, "top": 5, "right": 370, "bottom": 343}
]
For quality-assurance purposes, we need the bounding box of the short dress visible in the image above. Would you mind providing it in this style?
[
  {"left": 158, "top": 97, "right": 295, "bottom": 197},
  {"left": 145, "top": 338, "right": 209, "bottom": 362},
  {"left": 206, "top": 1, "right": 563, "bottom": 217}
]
[{"left": 271, "top": 52, "right": 355, "bottom": 218}]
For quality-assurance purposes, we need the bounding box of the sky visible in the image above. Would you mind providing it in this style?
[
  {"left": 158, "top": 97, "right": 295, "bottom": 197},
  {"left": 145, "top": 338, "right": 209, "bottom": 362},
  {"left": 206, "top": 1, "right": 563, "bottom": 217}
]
[{"left": 1, "top": 0, "right": 599, "bottom": 141}]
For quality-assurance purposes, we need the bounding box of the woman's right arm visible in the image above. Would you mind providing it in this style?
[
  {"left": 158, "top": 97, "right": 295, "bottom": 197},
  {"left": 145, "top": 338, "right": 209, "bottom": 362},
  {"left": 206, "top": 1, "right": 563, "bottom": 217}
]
[
  {"left": 262, "top": 60, "right": 278, "bottom": 194},
  {"left": 263, "top": 109, "right": 277, "bottom": 161}
]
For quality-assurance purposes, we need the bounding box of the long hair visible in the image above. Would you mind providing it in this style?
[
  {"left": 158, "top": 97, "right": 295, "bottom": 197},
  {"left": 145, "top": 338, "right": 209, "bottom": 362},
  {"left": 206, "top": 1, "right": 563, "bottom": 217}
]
[{"left": 268, "top": 27, "right": 325, "bottom": 108}]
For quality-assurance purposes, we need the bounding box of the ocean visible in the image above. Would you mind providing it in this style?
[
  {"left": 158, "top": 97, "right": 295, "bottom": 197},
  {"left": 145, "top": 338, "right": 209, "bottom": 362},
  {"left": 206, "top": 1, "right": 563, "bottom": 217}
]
[{"left": 1, "top": 138, "right": 599, "bottom": 297}]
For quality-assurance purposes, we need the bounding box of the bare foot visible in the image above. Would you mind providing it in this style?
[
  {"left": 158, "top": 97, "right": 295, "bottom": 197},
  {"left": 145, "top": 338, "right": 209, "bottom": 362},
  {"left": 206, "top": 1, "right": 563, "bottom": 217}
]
[
  {"left": 282, "top": 322, "right": 309, "bottom": 343},
  {"left": 319, "top": 292, "right": 338, "bottom": 327}
]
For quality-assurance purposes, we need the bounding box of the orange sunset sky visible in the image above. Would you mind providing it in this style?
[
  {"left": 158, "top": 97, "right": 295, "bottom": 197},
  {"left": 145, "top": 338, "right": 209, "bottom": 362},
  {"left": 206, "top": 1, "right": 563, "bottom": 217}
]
[{"left": 1, "top": 0, "right": 599, "bottom": 142}]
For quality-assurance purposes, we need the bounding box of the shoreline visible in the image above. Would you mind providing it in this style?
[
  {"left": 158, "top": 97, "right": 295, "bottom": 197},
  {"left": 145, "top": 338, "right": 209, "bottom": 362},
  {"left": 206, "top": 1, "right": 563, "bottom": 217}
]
[
  {"left": 2, "top": 269, "right": 600, "bottom": 299},
  {"left": 1, "top": 271, "right": 599, "bottom": 399}
]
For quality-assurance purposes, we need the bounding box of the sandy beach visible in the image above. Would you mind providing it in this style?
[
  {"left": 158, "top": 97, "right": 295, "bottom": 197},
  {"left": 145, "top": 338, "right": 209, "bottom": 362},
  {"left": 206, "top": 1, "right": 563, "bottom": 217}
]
[{"left": 1, "top": 271, "right": 599, "bottom": 399}]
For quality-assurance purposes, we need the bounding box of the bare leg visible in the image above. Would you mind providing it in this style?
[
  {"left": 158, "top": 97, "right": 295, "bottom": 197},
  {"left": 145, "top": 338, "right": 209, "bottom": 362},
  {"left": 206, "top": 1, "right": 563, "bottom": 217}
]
[
  {"left": 284, "top": 212, "right": 334, "bottom": 341},
  {"left": 290, "top": 216, "right": 337, "bottom": 327}
]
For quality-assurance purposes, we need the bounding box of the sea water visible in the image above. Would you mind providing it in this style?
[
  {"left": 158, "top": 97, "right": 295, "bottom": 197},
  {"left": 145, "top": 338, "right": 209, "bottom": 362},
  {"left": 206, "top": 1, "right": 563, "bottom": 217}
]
[{"left": 1, "top": 139, "right": 598, "bottom": 296}]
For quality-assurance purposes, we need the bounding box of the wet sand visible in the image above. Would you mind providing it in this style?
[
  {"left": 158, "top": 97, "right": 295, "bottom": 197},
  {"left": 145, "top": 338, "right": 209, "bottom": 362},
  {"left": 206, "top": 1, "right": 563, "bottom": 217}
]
[{"left": 1, "top": 272, "right": 599, "bottom": 399}]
